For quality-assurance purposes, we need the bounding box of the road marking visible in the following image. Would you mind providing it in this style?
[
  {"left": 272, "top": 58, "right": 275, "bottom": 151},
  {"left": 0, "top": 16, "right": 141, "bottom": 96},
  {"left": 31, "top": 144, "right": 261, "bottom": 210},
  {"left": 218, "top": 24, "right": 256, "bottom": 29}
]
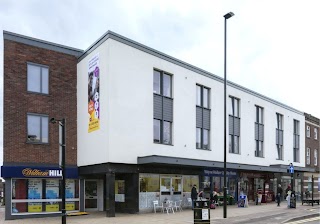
[{"left": 286, "top": 216, "right": 320, "bottom": 224}]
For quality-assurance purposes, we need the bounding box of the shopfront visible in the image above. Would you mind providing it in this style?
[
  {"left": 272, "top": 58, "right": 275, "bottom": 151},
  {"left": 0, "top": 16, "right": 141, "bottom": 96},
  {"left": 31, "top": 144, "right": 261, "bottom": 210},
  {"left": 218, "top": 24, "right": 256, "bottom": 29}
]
[
  {"left": 139, "top": 173, "right": 199, "bottom": 211},
  {"left": 1, "top": 166, "right": 79, "bottom": 219},
  {"left": 202, "top": 168, "right": 238, "bottom": 204}
]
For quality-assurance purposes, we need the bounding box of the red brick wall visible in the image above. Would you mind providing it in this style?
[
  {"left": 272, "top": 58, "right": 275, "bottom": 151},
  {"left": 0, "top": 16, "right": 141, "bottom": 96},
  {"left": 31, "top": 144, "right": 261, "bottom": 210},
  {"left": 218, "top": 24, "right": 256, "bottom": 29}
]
[
  {"left": 3, "top": 39, "right": 78, "bottom": 166},
  {"left": 305, "top": 122, "right": 320, "bottom": 170}
]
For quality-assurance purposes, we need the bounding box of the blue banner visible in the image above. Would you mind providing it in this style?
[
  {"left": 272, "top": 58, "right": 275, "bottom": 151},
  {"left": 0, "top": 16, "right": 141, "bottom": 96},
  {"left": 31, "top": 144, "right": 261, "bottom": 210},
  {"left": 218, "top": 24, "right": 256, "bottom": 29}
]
[{"left": 1, "top": 166, "right": 78, "bottom": 178}]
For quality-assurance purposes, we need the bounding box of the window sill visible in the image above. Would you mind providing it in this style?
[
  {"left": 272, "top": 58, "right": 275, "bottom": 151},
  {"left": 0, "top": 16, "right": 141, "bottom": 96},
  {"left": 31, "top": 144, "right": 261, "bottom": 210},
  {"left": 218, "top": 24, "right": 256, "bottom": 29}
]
[
  {"left": 229, "top": 152, "right": 240, "bottom": 155},
  {"left": 196, "top": 148, "right": 211, "bottom": 151},
  {"left": 153, "top": 142, "right": 174, "bottom": 146},
  {"left": 26, "top": 141, "right": 49, "bottom": 145},
  {"left": 276, "top": 159, "right": 284, "bottom": 161},
  {"left": 27, "top": 91, "right": 50, "bottom": 96},
  {"left": 255, "top": 156, "right": 265, "bottom": 158}
]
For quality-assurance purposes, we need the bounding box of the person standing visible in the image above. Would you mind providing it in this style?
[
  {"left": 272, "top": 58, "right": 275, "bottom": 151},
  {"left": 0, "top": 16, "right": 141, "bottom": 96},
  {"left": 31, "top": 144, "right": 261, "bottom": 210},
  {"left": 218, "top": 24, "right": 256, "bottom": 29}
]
[
  {"left": 191, "top": 184, "right": 198, "bottom": 210},
  {"left": 276, "top": 184, "right": 283, "bottom": 206}
]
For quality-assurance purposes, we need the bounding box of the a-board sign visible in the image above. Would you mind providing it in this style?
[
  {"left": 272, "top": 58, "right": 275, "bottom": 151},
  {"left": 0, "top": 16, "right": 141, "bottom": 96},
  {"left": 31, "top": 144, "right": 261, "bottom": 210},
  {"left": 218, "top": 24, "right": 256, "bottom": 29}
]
[{"left": 238, "top": 195, "right": 248, "bottom": 208}]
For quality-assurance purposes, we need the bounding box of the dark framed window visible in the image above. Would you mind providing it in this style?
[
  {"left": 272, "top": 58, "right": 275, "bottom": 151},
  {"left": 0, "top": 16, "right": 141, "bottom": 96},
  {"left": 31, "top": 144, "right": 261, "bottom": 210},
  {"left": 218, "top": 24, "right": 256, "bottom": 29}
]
[
  {"left": 255, "top": 106, "right": 264, "bottom": 157},
  {"left": 276, "top": 113, "right": 283, "bottom": 160},
  {"left": 196, "top": 85, "right": 210, "bottom": 150},
  {"left": 153, "top": 69, "right": 173, "bottom": 145},
  {"left": 229, "top": 96, "right": 240, "bottom": 154},
  {"left": 293, "top": 119, "right": 300, "bottom": 162},
  {"left": 27, "top": 114, "right": 49, "bottom": 143},
  {"left": 27, "top": 63, "right": 49, "bottom": 94}
]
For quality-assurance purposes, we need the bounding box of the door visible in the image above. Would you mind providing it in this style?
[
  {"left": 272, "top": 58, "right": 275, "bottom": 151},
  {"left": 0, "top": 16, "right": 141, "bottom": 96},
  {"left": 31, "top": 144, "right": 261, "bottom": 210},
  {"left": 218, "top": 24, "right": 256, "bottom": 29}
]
[{"left": 85, "top": 180, "right": 98, "bottom": 210}]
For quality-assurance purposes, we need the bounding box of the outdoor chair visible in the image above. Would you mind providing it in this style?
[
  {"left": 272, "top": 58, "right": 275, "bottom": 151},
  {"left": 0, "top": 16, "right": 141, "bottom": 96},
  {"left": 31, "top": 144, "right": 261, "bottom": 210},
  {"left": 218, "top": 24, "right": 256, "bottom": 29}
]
[
  {"left": 164, "top": 200, "right": 175, "bottom": 214},
  {"left": 173, "top": 200, "right": 183, "bottom": 212},
  {"left": 153, "top": 200, "right": 164, "bottom": 213}
]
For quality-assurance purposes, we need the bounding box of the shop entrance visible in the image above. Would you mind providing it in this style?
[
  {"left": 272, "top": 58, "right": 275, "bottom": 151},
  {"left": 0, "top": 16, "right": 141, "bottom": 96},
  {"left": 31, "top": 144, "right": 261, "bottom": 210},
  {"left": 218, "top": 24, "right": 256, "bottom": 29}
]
[
  {"left": 160, "top": 176, "right": 182, "bottom": 202},
  {"left": 85, "top": 180, "right": 98, "bottom": 210}
]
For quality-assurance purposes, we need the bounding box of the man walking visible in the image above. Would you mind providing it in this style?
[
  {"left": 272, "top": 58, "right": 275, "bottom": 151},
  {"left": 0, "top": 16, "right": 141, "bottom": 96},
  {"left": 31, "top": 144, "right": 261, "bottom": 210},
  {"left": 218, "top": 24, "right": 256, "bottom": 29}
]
[
  {"left": 276, "top": 184, "right": 283, "bottom": 206},
  {"left": 191, "top": 184, "right": 198, "bottom": 210}
]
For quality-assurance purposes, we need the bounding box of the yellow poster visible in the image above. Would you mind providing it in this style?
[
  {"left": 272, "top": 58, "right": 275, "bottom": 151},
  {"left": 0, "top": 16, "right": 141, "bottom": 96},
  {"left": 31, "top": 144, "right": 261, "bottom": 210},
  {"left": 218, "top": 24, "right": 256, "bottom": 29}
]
[
  {"left": 66, "top": 202, "right": 75, "bottom": 211},
  {"left": 46, "top": 203, "right": 59, "bottom": 212},
  {"left": 28, "top": 203, "right": 42, "bottom": 212},
  {"left": 88, "top": 54, "right": 100, "bottom": 133}
]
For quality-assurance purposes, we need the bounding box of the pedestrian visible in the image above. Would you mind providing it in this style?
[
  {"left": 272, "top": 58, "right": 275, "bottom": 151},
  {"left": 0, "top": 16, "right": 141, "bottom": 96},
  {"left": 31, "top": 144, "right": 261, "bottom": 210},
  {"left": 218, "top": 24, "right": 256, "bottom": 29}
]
[
  {"left": 191, "top": 184, "right": 198, "bottom": 210},
  {"left": 276, "top": 184, "right": 283, "bottom": 206}
]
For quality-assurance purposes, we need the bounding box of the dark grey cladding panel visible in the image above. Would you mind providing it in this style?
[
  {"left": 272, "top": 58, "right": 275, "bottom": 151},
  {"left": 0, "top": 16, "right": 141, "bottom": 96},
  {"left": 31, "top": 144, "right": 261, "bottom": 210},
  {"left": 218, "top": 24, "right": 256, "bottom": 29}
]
[
  {"left": 259, "top": 124, "right": 264, "bottom": 141},
  {"left": 203, "top": 108, "right": 210, "bottom": 130},
  {"left": 163, "top": 97, "right": 173, "bottom": 122},
  {"left": 153, "top": 94, "right": 162, "bottom": 119},
  {"left": 255, "top": 123, "right": 264, "bottom": 141},
  {"left": 196, "top": 107, "right": 202, "bottom": 128},
  {"left": 229, "top": 115, "right": 234, "bottom": 135},
  {"left": 137, "top": 155, "right": 298, "bottom": 173},
  {"left": 234, "top": 117, "right": 240, "bottom": 136}
]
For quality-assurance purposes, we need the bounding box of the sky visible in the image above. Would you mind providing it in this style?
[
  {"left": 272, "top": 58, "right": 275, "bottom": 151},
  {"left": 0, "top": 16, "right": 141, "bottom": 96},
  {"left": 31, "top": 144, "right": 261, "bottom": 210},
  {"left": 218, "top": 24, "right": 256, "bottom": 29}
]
[{"left": 0, "top": 0, "right": 319, "bottom": 166}]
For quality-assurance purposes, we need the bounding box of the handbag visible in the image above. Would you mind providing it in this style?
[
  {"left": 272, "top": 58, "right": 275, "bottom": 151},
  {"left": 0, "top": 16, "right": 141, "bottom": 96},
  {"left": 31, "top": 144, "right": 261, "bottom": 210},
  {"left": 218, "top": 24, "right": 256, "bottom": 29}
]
[{"left": 210, "top": 202, "right": 216, "bottom": 209}]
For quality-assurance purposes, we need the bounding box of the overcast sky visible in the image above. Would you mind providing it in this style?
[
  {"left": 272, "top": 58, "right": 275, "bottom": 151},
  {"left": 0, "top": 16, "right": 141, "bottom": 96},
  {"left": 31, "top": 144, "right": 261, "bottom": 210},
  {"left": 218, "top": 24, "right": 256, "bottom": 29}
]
[{"left": 0, "top": 0, "right": 319, "bottom": 166}]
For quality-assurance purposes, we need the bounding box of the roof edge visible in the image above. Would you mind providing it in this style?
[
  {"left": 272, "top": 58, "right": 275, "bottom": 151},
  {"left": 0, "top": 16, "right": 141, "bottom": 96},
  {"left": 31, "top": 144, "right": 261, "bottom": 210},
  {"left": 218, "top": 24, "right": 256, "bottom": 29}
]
[
  {"left": 3, "top": 30, "right": 83, "bottom": 57},
  {"left": 78, "top": 30, "right": 303, "bottom": 114}
]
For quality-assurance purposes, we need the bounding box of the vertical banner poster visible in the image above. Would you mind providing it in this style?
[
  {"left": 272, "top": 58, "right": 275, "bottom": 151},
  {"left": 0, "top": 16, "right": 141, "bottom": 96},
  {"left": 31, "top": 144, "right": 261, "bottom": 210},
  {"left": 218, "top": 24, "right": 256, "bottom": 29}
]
[
  {"left": 46, "top": 180, "right": 59, "bottom": 212},
  {"left": 28, "top": 179, "right": 42, "bottom": 212},
  {"left": 88, "top": 54, "right": 100, "bottom": 133},
  {"left": 65, "top": 180, "right": 75, "bottom": 211}
]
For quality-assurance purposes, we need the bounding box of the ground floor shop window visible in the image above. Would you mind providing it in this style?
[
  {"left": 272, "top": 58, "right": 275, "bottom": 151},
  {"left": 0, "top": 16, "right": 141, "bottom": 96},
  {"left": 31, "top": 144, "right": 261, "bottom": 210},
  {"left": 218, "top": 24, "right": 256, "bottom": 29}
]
[{"left": 11, "top": 178, "right": 79, "bottom": 214}]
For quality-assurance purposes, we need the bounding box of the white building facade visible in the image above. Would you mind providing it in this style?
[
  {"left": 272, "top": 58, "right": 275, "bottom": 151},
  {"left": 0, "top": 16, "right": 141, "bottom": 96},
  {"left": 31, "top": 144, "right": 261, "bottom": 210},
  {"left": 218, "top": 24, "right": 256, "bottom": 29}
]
[{"left": 77, "top": 31, "right": 310, "bottom": 216}]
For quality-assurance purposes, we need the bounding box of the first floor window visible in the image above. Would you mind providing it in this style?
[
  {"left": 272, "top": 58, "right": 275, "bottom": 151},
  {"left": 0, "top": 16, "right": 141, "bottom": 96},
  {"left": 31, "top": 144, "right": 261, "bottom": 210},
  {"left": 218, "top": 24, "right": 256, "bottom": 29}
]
[
  {"left": 153, "top": 119, "right": 172, "bottom": 144},
  {"left": 255, "top": 140, "right": 263, "bottom": 157},
  {"left": 229, "top": 135, "right": 239, "bottom": 154},
  {"left": 306, "top": 148, "right": 310, "bottom": 165},
  {"left": 314, "top": 149, "right": 318, "bottom": 166},
  {"left": 277, "top": 145, "right": 283, "bottom": 160},
  {"left": 293, "top": 148, "right": 299, "bottom": 162},
  {"left": 27, "top": 114, "right": 48, "bottom": 143},
  {"left": 196, "top": 128, "right": 210, "bottom": 150}
]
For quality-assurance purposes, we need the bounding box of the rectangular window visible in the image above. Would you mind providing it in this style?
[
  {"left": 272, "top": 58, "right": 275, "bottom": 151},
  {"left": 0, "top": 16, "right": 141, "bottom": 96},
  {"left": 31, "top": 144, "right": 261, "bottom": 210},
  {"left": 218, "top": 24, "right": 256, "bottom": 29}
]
[
  {"left": 293, "top": 119, "right": 300, "bottom": 162},
  {"left": 196, "top": 85, "right": 211, "bottom": 150},
  {"left": 314, "top": 149, "right": 318, "bottom": 166},
  {"left": 306, "top": 126, "right": 310, "bottom": 138},
  {"left": 229, "top": 96, "right": 240, "bottom": 154},
  {"left": 306, "top": 148, "right": 310, "bottom": 165},
  {"left": 153, "top": 69, "right": 173, "bottom": 145},
  {"left": 27, "top": 63, "right": 49, "bottom": 94},
  {"left": 255, "top": 106, "right": 264, "bottom": 157},
  {"left": 27, "top": 114, "right": 49, "bottom": 143},
  {"left": 276, "top": 113, "right": 283, "bottom": 160},
  {"left": 314, "top": 128, "right": 318, "bottom": 140}
]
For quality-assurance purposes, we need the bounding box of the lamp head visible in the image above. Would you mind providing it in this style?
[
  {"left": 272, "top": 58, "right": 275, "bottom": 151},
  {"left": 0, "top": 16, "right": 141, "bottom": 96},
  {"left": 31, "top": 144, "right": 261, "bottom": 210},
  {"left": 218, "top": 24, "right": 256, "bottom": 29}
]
[
  {"left": 50, "top": 118, "right": 57, "bottom": 124},
  {"left": 224, "top": 12, "right": 235, "bottom": 19}
]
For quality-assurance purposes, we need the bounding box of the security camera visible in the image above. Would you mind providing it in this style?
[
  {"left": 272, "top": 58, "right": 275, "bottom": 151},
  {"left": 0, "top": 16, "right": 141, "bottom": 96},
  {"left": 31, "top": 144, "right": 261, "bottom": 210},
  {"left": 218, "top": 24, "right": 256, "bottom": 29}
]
[{"left": 50, "top": 118, "right": 57, "bottom": 124}]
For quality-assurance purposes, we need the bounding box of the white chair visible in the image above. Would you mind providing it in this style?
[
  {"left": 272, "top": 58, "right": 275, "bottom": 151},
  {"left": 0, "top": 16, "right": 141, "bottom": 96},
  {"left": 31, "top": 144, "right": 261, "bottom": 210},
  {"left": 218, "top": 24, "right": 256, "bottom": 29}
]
[
  {"left": 153, "top": 200, "right": 164, "bottom": 213},
  {"left": 165, "top": 200, "right": 175, "bottom": 214},
  {"left": 174, "top": 200, "right": 183, "bottom": 212}
]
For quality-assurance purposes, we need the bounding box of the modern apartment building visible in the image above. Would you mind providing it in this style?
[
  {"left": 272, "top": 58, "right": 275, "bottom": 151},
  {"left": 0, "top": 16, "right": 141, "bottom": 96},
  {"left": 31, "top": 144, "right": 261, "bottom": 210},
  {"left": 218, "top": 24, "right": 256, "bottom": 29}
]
[
  {"left": 303, "top": 113, "right": 320, "bottom": 199},
  {"left": 2, "top": 30, "right": 314, "bottom": 219}
]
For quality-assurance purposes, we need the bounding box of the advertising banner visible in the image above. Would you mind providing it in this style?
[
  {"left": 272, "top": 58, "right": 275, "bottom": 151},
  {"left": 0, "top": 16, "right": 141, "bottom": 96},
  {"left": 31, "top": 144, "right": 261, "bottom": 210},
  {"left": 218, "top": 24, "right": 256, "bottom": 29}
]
[
  {"left": 28, "top": 179, "right": 42, "bottom": 212},
  {"left": 88, "top": 54, "right": 100, "bottom": 133},
  {"left": 46, "top": 179, "right": 59, "bottom": 212},
  {"left": 66, "top": 179, "right": 75, "bottom": 211}
]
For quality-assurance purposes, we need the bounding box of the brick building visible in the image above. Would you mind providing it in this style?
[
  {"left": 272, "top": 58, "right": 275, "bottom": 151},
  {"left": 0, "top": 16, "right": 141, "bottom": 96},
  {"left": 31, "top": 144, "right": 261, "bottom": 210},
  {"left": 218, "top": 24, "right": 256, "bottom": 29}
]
[
  {"left": 1, "top": 31, "right": 82, "bottom": 219},
  {"left": 303, "top": 113, "right": 320, "bottom": 199}
]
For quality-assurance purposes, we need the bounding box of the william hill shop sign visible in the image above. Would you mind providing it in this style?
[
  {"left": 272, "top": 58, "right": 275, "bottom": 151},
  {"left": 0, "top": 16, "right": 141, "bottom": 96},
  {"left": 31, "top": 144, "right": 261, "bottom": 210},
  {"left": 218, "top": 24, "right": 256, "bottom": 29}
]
[{"left": 1, "top": 166, "right": 78, "bottom": 178}]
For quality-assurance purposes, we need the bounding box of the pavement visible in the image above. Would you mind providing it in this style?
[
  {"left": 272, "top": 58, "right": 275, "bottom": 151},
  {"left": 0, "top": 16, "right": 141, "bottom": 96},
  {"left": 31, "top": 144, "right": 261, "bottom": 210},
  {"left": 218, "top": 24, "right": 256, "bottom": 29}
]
[{"left": 0, "top": 202, "right": 319, "bottom": 224}]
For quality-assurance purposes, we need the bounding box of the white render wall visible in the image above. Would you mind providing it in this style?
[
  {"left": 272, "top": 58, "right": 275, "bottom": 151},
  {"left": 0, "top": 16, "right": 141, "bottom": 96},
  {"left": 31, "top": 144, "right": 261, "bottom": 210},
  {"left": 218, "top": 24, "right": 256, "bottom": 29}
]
[{"left": 77, "top": 38, "right": 305, "bottom": 168}]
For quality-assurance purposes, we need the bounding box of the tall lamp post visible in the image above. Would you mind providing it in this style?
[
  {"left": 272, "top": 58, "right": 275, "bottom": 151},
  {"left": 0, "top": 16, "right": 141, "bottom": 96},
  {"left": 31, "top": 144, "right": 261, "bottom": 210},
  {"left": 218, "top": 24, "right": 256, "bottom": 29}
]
[
  {"left": 50, "top": 117, "right": 66, "bottom": 224},
  {"left": 223, "top": 11, "right": 234, "bottom": 219}
]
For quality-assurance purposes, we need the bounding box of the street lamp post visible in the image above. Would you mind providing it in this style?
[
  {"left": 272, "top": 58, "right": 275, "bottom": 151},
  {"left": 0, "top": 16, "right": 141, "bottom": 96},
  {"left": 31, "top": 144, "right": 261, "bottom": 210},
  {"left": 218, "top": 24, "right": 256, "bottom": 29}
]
[
  {"left": 50, "top": 117, "right": 66, "bottom": 224},
  {"left": 223, "top": 11, "right": 234, "bottom": 219}
]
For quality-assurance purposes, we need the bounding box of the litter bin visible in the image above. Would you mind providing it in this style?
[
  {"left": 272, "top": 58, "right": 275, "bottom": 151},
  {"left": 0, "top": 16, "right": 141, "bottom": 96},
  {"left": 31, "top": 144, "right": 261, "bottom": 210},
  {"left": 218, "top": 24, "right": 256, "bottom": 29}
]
[
  {"left": 194, "top": 199, "right": 210, "bottom": 224},
  {"left": 289, "top": 195, "right": 296, "bottom": 208}
]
